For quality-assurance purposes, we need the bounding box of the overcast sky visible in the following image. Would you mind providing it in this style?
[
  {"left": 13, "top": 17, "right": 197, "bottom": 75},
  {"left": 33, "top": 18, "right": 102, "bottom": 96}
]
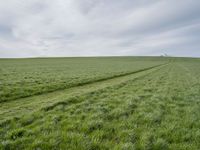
[{"left": 0, "top": 0, "right": 200, "bottom": 58}]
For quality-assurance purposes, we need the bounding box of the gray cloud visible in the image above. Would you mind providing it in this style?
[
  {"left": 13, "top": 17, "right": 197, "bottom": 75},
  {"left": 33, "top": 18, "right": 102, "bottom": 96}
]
[{"left": 0, "top": 0, "right": 200, "bottom": 58}]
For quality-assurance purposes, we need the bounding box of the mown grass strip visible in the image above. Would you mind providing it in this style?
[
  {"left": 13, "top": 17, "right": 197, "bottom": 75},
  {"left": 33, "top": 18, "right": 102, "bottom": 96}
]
[
  {"left": 0, "top": 62, "right": 168, "bottom": 104},
  {"left": 42, "top": 63, "right": 169, "bottom": 112},
  {"left": 0, "top": 63, "right": 169, "bottom": 124}
]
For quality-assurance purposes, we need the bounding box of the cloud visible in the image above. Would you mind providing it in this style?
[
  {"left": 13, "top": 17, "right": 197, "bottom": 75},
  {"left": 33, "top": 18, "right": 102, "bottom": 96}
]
[{"left": 0, "top": 0, "right": 200, "bottom": 57}]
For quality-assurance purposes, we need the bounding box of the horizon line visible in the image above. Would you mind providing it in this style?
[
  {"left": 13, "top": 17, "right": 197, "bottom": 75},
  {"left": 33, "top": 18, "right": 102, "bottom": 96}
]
[{"left": 0, "top": 55, "right": 200, "bottom": 59}]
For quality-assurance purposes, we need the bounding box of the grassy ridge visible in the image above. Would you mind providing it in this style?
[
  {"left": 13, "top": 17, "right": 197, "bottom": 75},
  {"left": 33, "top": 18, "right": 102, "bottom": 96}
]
[
  {"left": 0, "top": 57, "right": 168, "bottom": 102},
  {"left": 0, "top": 58, "right": 200, "bottom": 149}
]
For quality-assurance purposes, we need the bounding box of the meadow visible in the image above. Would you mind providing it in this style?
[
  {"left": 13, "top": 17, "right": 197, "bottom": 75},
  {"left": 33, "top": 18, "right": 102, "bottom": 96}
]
[
  {"left": 0, "top": 57, "right": 200, "bottom": 150},
  {"left": 0, "top": 57, "right": 167, "bottom": 102}
]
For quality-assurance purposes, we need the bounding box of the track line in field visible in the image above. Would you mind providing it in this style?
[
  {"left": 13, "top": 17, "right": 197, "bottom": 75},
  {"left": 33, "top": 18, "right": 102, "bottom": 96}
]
[
  {"left": 1, "top": 63, "right": 169, "bottom": 103},
  {"left": 0, "top": 63, "right": 169, "bottom": 123},
  {"left": 43, "top": 63, "right": 172, "bottom": 113}
]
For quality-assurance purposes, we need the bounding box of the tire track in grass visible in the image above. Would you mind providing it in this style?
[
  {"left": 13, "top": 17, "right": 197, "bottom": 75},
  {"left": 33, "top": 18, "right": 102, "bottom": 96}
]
[
  {"left": 65, "top": 63, "right": 172, "bottom": 122},
  {"left": 0, "top": 62, "right": 172, "bottom": 149},
  {"left": 0, "top": 63, "right": 169, "bottom": 123},
  {"left": 0, "top": 63, "right": 168, "bottom": 103}
]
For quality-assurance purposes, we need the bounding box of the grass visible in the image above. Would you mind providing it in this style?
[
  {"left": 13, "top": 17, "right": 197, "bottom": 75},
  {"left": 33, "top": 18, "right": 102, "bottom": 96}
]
[
  {"left": 0, "top": 57, "right": 168, "bottom": 102},
  {"left": 0, "top": 57, "right": 200, "bottom": 150}
]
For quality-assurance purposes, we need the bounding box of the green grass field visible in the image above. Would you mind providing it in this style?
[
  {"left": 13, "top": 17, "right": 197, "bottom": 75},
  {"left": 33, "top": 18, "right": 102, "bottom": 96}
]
[{"left": 0, "top": 57, "right": 200, "bottom": 150}]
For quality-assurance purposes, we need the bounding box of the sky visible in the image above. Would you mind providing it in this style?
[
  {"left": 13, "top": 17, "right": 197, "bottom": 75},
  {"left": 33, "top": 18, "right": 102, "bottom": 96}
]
[{"left": 0, "top": 0, "right": 200, "bottom": 58}]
